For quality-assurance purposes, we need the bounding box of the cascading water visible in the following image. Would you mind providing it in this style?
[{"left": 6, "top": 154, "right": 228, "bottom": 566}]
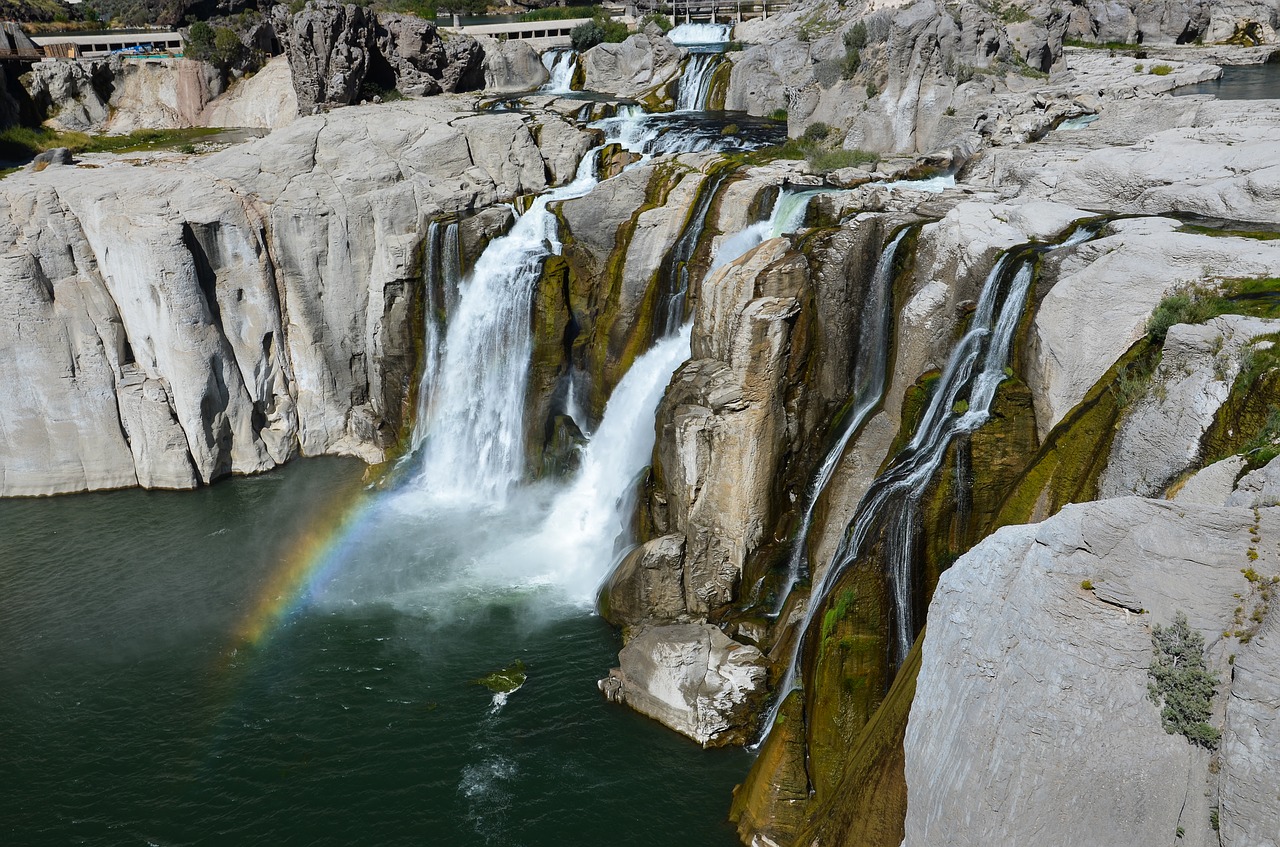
[
  {"left": 414, "top": 155, "right": 601, "bottom": 503},
  {"left": 675, "top": 52, "right": 726, "bottom": 112},
  {"left": 667, "top": 22, "right": 732, "bottom": 45},
  {"left": 756, "top": 222, "right": 1100, "bottom": 745},
  {"left": 711, "top": 187, "right": 828, "bottom": 272},
  {"left": 540, "top": 48, "right": 577, "bottom": 94},
  {"left": 770, "top": 226, "right": 911, "bottom": 614},
  {"left": 655, "top": 171, "right": 728, "bottom": 337},
  {"left": 412, "top": 220, "right": 462, "bottom": 452}
]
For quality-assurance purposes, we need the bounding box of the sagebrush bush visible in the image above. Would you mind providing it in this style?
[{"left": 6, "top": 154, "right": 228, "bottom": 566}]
[{"left": 1148, "top": 611, "right": 1221, "bottom": 749}]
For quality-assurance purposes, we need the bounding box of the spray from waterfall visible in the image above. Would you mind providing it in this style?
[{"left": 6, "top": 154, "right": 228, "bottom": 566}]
[
  {"left": 770, "top": 226, "right": 912, "bottom": 615},
  {"left": 755, "top": 222, "right": 1101, "bottom": 746}
]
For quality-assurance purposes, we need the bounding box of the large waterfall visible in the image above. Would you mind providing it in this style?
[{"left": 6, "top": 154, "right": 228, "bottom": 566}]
[{"left": 412, "top": 154, "right": 602, "bottom": 504}]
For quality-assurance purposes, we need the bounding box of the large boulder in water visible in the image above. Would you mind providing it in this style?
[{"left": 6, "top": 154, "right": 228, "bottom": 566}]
[
  {"left": 477, "top": 36, "right": 549, "bottom": 93},
  {"left": 598, "top": 622, "right": 767, "bottom": 747}
]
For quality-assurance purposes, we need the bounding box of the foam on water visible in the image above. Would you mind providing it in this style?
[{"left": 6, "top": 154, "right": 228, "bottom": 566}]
[{"left": 668, "top": 22, "right": 732, "bottom": 44}]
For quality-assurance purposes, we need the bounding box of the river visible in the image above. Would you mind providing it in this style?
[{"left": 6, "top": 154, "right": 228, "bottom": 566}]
[{"left": 0, "top": 457, "right": 750, "bottom": 845}]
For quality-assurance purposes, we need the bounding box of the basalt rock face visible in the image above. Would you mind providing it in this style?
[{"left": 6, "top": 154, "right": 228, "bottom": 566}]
[
  {"left": 0, "top": 101, "right": 590, "bottom": 496},
  {"left": 581, "top": 32, "right": 684, "bottom": 101},
  {"left": 905, "top": 492, "right": 1280, "bottom": 847},
  {"left": 1064, "top": 0, "right": 1280, "bottom": 46},
  {"left": 274, "top": 1, "right": 378, "bottom": 113},
  {"left": 272, "top": 1, "right": 484, "bottom": 114},
  {"left": 24, "top": 57, "right": 226, "bottom": 134}
]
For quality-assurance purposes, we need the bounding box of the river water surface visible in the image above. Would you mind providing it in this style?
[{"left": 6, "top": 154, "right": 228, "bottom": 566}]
[{"left": 0, "top": 457, "right": 750, "bottom": 846}]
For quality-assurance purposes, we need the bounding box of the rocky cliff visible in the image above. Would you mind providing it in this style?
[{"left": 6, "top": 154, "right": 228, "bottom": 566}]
[{"left": 0, "top": 99, "right": 591, "bottom": 496}]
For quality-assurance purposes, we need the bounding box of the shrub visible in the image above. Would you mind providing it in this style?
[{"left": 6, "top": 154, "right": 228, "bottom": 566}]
[
  {"left": 638, "top": 11, "right": 672, "bottom": 32},
  {"left": 1145, "top": 286, "right": 1221, "bottom": 344},
  {"left": 806, "top": 146, "right": 878, "bottom": 173},
  {"left": 721, "top": 123, "right": 739, "bottom": 135},
  {"left": 185, "top": 22, "right": 245, "bottom": 70},
  {"left": 1134, "top": 63, "right": 1144, "bottom": 73},
  {"left": 1150, "top": 64, "right": 1174, "bottom": 76},
  {"left": 842, "top": 45, "right": 861, "bottom": 79},
  {"left": 1148, "top": 611, "right": 1221, "bottom": 749},
  {"left": 571, "top": 20, "right": 606, "bottom": 51},
  {"left": 843, "top": 21, "right": 867, "bottom": 50},
  {"left": 803, "top": 121, "right": 832, "bottom": 141},
  {"left": 1081, "top": 579, "right": 1094, "bottom": 590},
  {"left": 866, "top": 81, "right": 879, "bottom": 98},
  {"left": 768, "top": 107, "right": 788, "bottom": 122}
]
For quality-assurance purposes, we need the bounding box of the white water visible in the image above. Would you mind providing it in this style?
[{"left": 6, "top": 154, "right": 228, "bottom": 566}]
[
  {"left": 414, "top": 154, "right": 601, "bottom": 504},
  {"left": 711, "top": 187, "right": 828, "bottom": 272},
  {"left": 869, "top": 173, "right": 956, "bottom": 193},
  {"left": 411, "top": 221, "right": 462, "bottom": 452},
  {"left": 770, "top": 227, "right": 909, "bottom": 614},
  {"left": 675, "top": 52, "right": 725, "bottom": 111},
  {"left": 540, "top": 48, "right": 577, "bottom": 94},
  {"left": 1057, "top": 113, "right": 1099, "bottom": 131},
  {"left": 668, "top": 22, "right": 732, "bottom": 44}
]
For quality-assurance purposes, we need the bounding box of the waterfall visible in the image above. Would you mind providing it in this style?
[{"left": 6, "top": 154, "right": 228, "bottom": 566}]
[
  {"left": 655, "top": 171, "right": 728, "bottom": 338},
  {"left": 520, "top": 324, "right": 693, "bottom": 601},
  {"left": 413, "top": 154, "right": 601, "bottom": 503},
  {"left": 711, "top": 187, "right": 828, "bottom": 272},
  {"left": 675, "top": 52, "right": 725, "bottom": 112},
  {"left": 756, "top": 222, "right": 1100, "bottom": 746},
  {"left": 667, "top": 22, "right": 732, "bottom": 44},
  {"left": 411, "top": 220, "right": 462, "bottom": 452},
  {"left": 540, "top": 48, "right": 577, "bottom": 94},
  {"left": 770, "top": 226, "right": 911, "bottom": 614}
]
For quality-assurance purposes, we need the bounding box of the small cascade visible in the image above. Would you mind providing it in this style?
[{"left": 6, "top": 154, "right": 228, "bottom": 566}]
[
  {"left": 711, "top": 186, "right": 828, "bottom": 272},
  {"left": 413, "top": 154, "right": 602, "bottom": 503},
  {"left": 591, "top": 106, "right": 779, "bottom": 158},
  {"left": 411, "top": 220, "right": 462, "bottom": 452},
  {"left": 655, "top": 170, "right": 728, "bottom": 337},
  {"left": 770, "top": 226, "right": 911, "bottom": 614},
  {"left": 756, "top": 221, "right": 1100, "bottom": 746},
  {"left": 667, "top": 22, "right": 732, "bottom": 45},
  {"left": 540, "top": 48, "right": 577, "bottom": 94},
  {"left": 675, "top": 52, "right": 726, "bottom": 112}
]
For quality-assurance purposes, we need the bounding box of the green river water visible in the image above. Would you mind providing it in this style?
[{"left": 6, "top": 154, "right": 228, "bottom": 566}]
[{"left": 0, "top": 457, "right": 750, "bottom": 846}]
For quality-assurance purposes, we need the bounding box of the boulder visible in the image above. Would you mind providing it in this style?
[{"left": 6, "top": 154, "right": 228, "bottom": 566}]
[
  {"left": 478, "top": 36, "right": 549, "bottom": 93},
  {"left": 601, "top": 534, "right": 687, "bottom": 628},
  {"left": 274, "top": 0, "right": 377, "bottom": 113},
  {"left": 582, "top": 32, "right": 684, "bottom": 100},
  {"left": 598, "top": 622, "right": 767, "bottom": 747}
]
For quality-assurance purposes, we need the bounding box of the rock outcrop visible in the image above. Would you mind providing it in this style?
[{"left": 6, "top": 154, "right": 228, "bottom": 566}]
[
  {"left": 581, "top": 32, "right": 684, "bottom": 100},
  {"left": 598, "top": 622, "right": 767, "bottom": 747},
  {"left": 0, "top": 100, "right": 592, "bottom": 496},
  {"left": 1064, "top": 0, "right": 1280, "bottom": 46},
  {"left": 904, "top": 489, "right": 1279, "bottom": 846}
]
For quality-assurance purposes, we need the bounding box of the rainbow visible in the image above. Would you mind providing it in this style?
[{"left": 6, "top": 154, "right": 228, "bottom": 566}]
[{"left": 231, "top": 472, "right": 377, "bottom": 648}]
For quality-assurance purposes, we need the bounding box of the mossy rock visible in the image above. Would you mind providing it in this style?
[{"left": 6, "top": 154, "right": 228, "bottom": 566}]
[{"left": 474, "top": 660, "right": 527, "bottom": 694}]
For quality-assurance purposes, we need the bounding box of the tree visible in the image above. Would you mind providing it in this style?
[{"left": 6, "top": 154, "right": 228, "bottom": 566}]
[{"left": 1148, "top": 611, "right": 1221, "bottom": 749}]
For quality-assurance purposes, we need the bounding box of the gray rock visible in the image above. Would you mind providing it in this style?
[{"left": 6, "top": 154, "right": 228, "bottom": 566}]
[
  {"left": 582, "top": 32, "right": 683, "bottom": 100},
  {"left": 1101, "top": 315, "right": 1280, "bottom": 498},
  {"left": 478, "top": 36, "right": 549, "bottom": 93},
  {"left": 905, "top": 496, "right": 1276, "bottom": 846},
  {"left": 1227, "top": 455, "right": 1280, "bottom": 508},
  {"left": 274, "top": 0, "right": 377, "bottom": 113},
  {"left": 598, "top": 622, "right": 767, "bottom": 747},
  {"left": 1174, "top": 455, "right": 1248, "bottom": 506},
  {"left": 601, "top": 534, "right": 687, "bottom": 628},
  {"left": 1220, "top": 611, "right": 1280, "bottom": 847},
  {"left": 0, "top": 99, "right": 585, "bottom": 495}
]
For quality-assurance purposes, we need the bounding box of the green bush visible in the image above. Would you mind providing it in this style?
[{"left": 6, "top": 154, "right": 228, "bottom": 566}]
[
  {"left": 721, "top": 123, "right": 739, "bottom": 135},
  {"left": 570, "top": 20, "right": 605, "bottom": 50},
  {"left": 866, "top": 81, "right": 879, "bottom": 98},
  {"left": 1134, "top": 63, "right": 1144, "bottom": 73},
  {"left": 1146, "top": 287, "right": 1221, "bottom": 344},
  {"left": 806, "top": 146, "right": 878, "bottom": 173},
  {"left": 1150, "top": 64, "right": 1174, "bottom": 76},
  {"left": 1148, "top": 611, "right": 1221, "bottom": 749},
  {"left": 185, "top": 22, "right": 245, "bottom": 70},
  {"left": 519, "top": 4, "right": 598, "bottom": 22},
  {"left": 768, "top": 107, "right": 788, "bottom": 122},
  {"left": 842, "top": 21, "right": 867, "bottom": 49},
  {"left": 842, "top": 45, "right": 861, "bottom": 79},
  {"left": 637, "top": 11, "right": 672, "bottom": 32},
  {"left": 802, "top": 121, "right": 831, "bottom": 141}
]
